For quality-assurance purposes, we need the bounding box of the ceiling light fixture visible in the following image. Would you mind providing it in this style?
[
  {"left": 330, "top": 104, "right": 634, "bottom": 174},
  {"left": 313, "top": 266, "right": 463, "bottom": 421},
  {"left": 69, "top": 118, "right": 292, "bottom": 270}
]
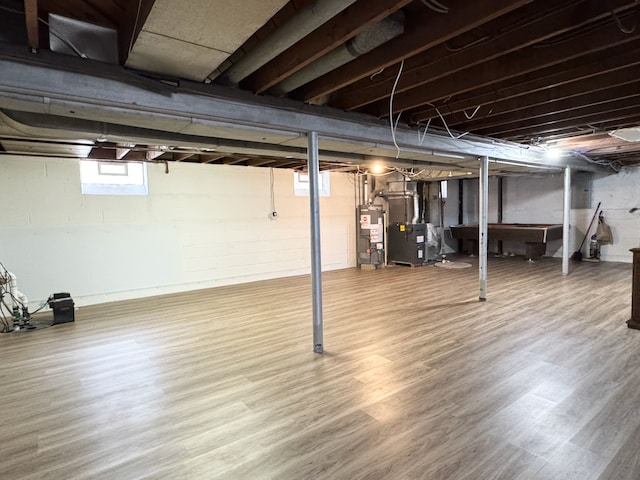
[
  {"left": 609, "top": 127, "right": 640, "bottom": 142},
  {"left": 545, "top": 147, "right": 563, "bottom": 160},
  {"left": 371, "top": 163, "right": 385, "bottom": 174}
]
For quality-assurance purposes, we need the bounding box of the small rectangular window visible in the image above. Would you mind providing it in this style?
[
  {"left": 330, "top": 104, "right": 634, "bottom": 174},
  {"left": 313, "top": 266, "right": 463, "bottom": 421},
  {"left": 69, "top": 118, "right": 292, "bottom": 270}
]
[
  {"left": 80, "top": 160, "right": 148, "bottom": 195},
  {"left": 97, "top": 162, "right": 129, "bottom": 176},
  {"left": 294, "top": 171, "right": 330, "bottom": 197}
]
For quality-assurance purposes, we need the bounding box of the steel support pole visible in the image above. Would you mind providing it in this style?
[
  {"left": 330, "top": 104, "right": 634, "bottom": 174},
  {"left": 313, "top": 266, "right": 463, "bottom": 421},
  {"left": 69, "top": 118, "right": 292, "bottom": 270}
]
[
  {"left": 562, "top": 166, "right": 571, "bottom": 275},
  {"left": 497, "top": 176, "right": 504, "bottom": 255},
  {"left": 479, "top": 156, "right": 489, "bottom": 301},
  {"left": 308, "top": 131, "right": 324, "bottom": 354}
]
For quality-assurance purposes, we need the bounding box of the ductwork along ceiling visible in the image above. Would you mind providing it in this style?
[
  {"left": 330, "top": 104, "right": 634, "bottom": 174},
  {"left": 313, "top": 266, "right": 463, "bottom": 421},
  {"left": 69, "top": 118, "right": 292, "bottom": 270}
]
[{"left": 0, "top": 0, "right": 639, "bottom": 177}]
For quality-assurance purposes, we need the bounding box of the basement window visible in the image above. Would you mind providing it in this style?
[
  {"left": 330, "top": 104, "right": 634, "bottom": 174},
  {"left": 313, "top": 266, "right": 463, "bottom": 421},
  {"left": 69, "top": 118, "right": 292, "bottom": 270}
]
[
  {"left": 80, "top": 160, "right": 148, "bottom": 195},
  {"left": 294, "top": 171, "right": 330, "bottom": 197}
]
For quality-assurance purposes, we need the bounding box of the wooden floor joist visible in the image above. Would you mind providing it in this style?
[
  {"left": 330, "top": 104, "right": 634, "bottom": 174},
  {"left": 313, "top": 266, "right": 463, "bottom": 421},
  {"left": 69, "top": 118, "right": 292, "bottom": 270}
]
[{"left": 0, "top": 256, "right": 636, "bottom": 479}]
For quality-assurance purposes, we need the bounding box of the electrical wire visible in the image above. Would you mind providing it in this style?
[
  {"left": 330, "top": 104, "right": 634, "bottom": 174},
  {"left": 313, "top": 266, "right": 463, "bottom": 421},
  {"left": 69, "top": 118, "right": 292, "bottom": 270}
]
[
  {"left": 573, "top": 151, "right": 619, "bottom": 172},
  {"left": 0, "top": 261, "right": 52, "bottom": 324},
  {"left": 29, "top": 296, "right": 53, "bottom": 316},
  {"left": 0, "top": 262, "right": 25, "bottom": 308},
  {"left": 395, "top": 167, "right": 426, "bottom": 178},
  {"left": 389, "top": 59, "right": 405, "bottom": 159},
  {"left": 463, "top": 105, "right": 481, "bottom": 120},
  {"left": 417, "top": 118, "right": 432, "bottom": 145},
  {"left": 420, "top": 0, "right": 449, "bottom": 14},
  {"left": 429, "top": 0, "right": 450, "bottom": 12},
  {"left": 40, "top": 20, "right": 87, "bottom": 58},
  {"left": 0, "top": 299, "right": 11, "bottom": 332},
  {"left": 444, "top": 35, "right": 490, "bottom": 53},
  {"left": 428, "top": 104, "right": 469, "bottom": 139},
  {"left": 0, "top": 4, "right": 23, "bottom": 15},
  {"left": 129, "top": 0, "right": 144, "bottom": 55},
  {"left": 612, "top": 10, "right": 636, "bottom": 34},
  {"left": 0, "top": 265, "right": 14, "bottom": 332},
  {"left": 367, "top": 169, "right": 397, "bottom": 177},
  {"left": 370, "top": 68, "right": 385, "bottom": 80}
]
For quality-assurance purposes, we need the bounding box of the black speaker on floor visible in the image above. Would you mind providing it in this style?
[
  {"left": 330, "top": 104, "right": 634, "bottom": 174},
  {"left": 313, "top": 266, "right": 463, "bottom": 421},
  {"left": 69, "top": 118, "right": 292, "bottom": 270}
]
[{"left": 48, "top": 293, "right": 75, "bottom": 324}]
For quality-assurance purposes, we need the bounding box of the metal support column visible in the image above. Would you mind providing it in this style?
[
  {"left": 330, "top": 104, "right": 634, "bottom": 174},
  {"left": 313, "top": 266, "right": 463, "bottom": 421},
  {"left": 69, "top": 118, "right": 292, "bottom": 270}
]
[
  {"left": 562, "top": 166, "right": 571, "bottom": 275},
  {"left": 479, "top": 156, "right": 489, "bottom": 301},
  {"left": 497, "top": 176, "right": 504, "bottom": 255},
  {"left": 308, "top": 131, "right": 324, "bottom": 354},
  {"left": 458, "top": 179, "right": 464, "bottom": 252}
]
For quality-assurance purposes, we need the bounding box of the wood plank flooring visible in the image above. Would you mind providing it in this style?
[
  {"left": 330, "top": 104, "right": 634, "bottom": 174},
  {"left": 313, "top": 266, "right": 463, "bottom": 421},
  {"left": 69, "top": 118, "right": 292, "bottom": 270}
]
[{"left": 1, "top": 256, "right": 638, "bottom": 479}]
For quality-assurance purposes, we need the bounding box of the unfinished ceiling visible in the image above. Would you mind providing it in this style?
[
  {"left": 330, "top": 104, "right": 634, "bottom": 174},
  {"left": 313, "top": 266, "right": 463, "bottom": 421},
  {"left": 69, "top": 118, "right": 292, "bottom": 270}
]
[{"left": 0, "top": 0, "right": 638, "bottom": 177}]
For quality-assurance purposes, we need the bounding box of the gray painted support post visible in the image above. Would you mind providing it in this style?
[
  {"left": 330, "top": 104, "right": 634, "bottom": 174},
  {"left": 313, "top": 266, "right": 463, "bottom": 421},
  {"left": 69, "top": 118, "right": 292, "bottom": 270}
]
[
  {"left": 308, "top": 131, "right": 324, "bottom": 354},
  {"left": 479, "top": 156, "right": 489, "bottom": 301},
  {"left": 563, "top": 166, "right": 571, "bottom": 275}
]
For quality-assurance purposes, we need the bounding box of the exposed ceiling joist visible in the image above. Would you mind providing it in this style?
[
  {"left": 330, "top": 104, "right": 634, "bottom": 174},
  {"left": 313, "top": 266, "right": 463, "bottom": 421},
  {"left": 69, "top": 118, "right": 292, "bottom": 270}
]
[
  {"left": 244, "top": 0, "right": 414, "bottom": 94},
  {"left": 2, "top": 0, "right": 639, "bottom": 174},
  {"left": 39, "top": 0, "right": 123, "bottom": 28},
  {"left": 118, "top": 0, "right": 155, "bottom": 64},
  {"left": 490, "top": 103, "right": 640, "bottom": 138},
  {"left": 409, "top": 44, "right": 640, "bottom": 124},
  {"left": 456, "top": 83, "right": 640, "bottom": 133},
  {"left": 293, "top": 0, "right": 533, "bottom": 102},
  {"left": 115, "top": 147, "right": 130, "bottom": 159},
  {"left": 334, "top": 0, "right": 637, "bottom": 112},
  {"left": 172, "top": 152, "right": 194, "bottom": 162},
  {"left": 23, "top": 0, "right": 38, "bottom": 51},
  {"left": 201, "top": 153, "right": 226, "bottom": 164},
  {"left": 88, "top": 147, "right": 115, "bottom": 160},
  {"left": 450, "top": 66, "right": 640, "bottom": 129},
  {"left": 371, "top": 12, "right": 640, "bottom": 117}
]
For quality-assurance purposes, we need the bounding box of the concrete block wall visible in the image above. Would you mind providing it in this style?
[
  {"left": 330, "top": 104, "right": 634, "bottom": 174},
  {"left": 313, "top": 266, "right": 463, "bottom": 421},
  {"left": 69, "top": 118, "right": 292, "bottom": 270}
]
[
  {"left": 449, "top": 167, "right": 640, "bottom": 263},
  {"left": 0, "top": 155, "right": 356, "bottom": 308},
  {"left": 592, "top": 167, "right": 640, "bottom": 263}
]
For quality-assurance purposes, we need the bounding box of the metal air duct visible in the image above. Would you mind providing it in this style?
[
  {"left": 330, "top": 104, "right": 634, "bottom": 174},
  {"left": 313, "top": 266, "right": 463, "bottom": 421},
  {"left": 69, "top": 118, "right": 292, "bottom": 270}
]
[
  {"left": 270, "top": 11, "right": 404, "bottom": 95},
  {"left": 216, "top": 0, "right": 359, "bottom": 84}
]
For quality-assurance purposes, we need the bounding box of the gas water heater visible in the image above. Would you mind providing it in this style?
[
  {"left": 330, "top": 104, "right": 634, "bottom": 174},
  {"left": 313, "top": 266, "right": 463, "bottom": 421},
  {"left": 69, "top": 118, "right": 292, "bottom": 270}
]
[{"left": 357, "top": 205, "right": 385, "bottom": 267}]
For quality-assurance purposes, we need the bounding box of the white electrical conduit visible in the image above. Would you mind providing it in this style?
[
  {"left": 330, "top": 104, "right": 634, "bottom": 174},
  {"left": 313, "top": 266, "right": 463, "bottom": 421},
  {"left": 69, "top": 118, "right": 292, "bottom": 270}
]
[
  {"left": 217, "top": 0, "right": 359, "bottom": 84},
  {"left": 420, "top": 0, "right": 449, "bottom": 14}
]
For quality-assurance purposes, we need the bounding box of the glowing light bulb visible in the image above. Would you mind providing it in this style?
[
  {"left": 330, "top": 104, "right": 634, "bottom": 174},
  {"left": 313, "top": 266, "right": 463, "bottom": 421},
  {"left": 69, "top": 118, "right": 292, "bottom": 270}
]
[{"left": 546, "top": 147, "right": 563, "bottom": 160}]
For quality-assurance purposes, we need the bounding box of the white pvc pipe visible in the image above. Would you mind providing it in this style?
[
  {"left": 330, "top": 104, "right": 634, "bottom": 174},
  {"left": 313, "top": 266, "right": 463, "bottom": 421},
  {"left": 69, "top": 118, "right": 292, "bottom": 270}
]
[{"left": 8, "top": 272, "right": 28, "bottom": 308}]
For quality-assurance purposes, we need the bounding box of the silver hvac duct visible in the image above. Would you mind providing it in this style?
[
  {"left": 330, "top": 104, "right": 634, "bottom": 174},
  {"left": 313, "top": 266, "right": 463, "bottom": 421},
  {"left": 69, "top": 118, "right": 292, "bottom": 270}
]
[
  {"left": 269, "top": 11, "right": 405, "bottom": 95},
  {"left": 215, "top": 0, "right": 360, "bottom": 84},
  {"left": 381, "top": 191, "right": 419, "bottom": 225}
]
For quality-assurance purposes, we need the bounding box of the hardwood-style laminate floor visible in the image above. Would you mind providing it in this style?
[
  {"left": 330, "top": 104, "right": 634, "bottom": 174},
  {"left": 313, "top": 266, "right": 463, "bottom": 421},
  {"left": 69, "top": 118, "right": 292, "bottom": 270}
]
[{"left": 0, "top": 256, "right": 638, "bottom": 479}]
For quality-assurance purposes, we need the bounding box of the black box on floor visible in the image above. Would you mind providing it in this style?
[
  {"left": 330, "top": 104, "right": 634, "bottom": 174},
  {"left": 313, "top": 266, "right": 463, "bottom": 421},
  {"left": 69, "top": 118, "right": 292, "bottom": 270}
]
[{"left": 48, "top": 293, "right": 75, "bottom": 324}]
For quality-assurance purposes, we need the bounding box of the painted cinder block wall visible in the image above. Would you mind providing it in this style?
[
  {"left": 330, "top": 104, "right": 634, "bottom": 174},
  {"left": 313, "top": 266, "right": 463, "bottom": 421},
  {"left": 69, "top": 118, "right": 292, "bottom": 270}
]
[
  {"left": 445, "top": 167, "right": 640, "bottom": 263},
  {"left": 0, "top": 155, "right": 356, "bottom": 308}
]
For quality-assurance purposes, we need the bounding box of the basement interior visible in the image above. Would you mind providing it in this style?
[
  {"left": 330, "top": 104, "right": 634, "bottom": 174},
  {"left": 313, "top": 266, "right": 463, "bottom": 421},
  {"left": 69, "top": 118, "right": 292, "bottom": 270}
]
[{"left": 2, "top": 1, "right": 640, "bottom": 479}]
